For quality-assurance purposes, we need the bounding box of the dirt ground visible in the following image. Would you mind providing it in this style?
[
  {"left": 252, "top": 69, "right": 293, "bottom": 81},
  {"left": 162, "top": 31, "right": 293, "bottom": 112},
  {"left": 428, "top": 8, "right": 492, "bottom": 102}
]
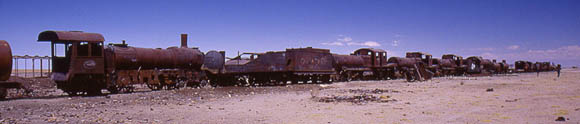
[{"left": 1, "top": 69, "right": 579, "bottom": 123}]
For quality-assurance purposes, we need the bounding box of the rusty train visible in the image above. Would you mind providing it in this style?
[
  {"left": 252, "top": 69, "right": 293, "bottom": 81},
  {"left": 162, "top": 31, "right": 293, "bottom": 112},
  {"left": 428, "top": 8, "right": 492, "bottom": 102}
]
[
  {"left": 0, "top": 30, "right": 561, "bottom": 97},
  {"left": 0, "top": 40, "right": 30, "bottom": 99}
]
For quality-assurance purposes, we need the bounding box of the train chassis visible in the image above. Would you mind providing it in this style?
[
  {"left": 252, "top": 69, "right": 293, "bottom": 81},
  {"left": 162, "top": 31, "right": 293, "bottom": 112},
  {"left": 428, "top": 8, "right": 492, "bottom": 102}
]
[{"left": 210, "top": 72, "right": 332, "bottom": 87}]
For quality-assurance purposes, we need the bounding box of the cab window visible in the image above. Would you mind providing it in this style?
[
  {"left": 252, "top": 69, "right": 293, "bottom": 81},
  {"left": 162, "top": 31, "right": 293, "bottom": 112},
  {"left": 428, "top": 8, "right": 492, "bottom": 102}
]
[
  {"left": 54, "top": 43, "right": 67, "bottom": 57},
  {"left": 91, "top": 43, "right": 103, "bottom": 56},
  {"left": 77, "top": 42, "right": 89, "bottom": 56}
]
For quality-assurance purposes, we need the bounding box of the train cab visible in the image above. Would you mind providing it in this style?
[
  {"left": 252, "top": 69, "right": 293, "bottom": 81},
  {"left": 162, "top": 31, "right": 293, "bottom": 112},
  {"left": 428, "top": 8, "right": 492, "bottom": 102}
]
[
  {"left": 442, "top": 54, "right": 464, "bottom": 67},
  {"left": 353, "top": 48, "right": 387, "bottom": 68},
  {"left": 38, "top": 31, "right": 106, "bottom": 95},
  {"left": 406, "top": 52, "right": 434, "bottom": 66}
]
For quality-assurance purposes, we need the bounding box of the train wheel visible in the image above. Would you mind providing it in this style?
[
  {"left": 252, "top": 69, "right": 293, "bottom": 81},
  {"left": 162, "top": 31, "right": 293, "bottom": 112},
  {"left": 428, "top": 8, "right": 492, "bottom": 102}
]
[
  {"left": 147, "top": 84, "right": 162, "bottom": 91},
  {"left": 0, "top": 88, "right": 7, "bottom": 100},
  {"left": 405, "top": 71, "right": 417, "bottom": 82},
  {"left": 176, "top": 80, "right": 187, "bottom": 89},
  {"left": 210, "top": 78, "right": 219, "bottom": 87},
  {"left": 312, "top": 75, "right": 319, "bottom": 84},
  {"left": 291, "top": 79, "right": 298, "bottom": 84},
  {"left": 199, "top": 80, "right": 208, "bottom": 88},
  {"left": 321, "top": 75, "right": 331, "bottom": 84},
  {"left": 107, "top": 86, "right": 120, "bottom": 94},
  {"left": 67, "top": 91, "right": 79, "bottom": 96},
  {"left": 236, "top": 76, "right": 248, "bottom": 86},
  {"left": 87, "top": 89, "right": 102, "bottom": 96}
]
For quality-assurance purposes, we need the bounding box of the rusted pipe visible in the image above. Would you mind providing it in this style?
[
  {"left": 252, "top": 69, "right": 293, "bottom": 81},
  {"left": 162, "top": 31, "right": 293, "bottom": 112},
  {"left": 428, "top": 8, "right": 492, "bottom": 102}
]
[{"left": 181, "top": 34, "right": 187, "bottom": 48}]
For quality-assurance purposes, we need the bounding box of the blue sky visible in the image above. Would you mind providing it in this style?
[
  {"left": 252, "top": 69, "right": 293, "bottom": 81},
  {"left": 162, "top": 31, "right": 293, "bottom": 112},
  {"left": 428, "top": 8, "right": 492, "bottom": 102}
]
[{"left": 1, "top": 0, "right": 579, "bottom": 67}]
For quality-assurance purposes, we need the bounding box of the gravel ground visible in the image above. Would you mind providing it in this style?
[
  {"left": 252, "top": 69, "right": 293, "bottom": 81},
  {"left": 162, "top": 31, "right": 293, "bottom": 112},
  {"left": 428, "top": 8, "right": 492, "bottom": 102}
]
[{"left": 1, "top": 69, "right": 579, "bottom": 123}]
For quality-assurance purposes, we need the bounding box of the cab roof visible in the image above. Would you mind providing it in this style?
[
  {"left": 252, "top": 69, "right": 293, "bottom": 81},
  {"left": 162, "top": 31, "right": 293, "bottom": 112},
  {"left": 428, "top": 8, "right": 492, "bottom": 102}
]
[
  {"left": 38, "top": 30, "right": 104, "bottom": 43},
  {"left": 355, "top": 48, "right": 387, "bottom": 53}
]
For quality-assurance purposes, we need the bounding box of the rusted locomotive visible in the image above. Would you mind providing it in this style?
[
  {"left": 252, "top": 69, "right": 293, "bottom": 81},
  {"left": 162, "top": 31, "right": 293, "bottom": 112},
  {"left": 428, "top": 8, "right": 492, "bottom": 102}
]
[
  {"left": 514, "top": 61, "right": 556, "bottom": 72},
  {"left": 386, "top": 52, "right": 436, "bottom": 82},
  {"left": 464, "top": 56, "right": 510, "bottom": 75},
  {"left": 38, "top": 31, "right": 210, "bottom": 95},
  {"left": 332, "top": 48, "right": 395, "bottom": 81},
  {"left": 515, "top": 61, "right": 533, "bottom": 72},
  {"left": 207, "top": 47, "right": 335, "bottom": 86},
  {"left": 438, "top": 54, "right": 466, "bottom": 76},
  {"left": 32, "top": 30, "right": 561, "bottom": 97}
]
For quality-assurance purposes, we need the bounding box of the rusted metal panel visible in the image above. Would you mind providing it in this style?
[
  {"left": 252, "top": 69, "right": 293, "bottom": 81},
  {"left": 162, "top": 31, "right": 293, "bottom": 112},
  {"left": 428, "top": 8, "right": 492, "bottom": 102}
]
[
  {"left": 201, "top": 51, "right": 225, "bottom": 74},
  {"left": 223, "top": 47, "right": 334, "bottom": 74},
  {"left": 286, "top": 47, "right": 334, "bottom": 73},
  {"left": 387, "top": 57, "right": 421, "bottom": 68},
  {"left": 38, "top": 31, "right": 105, "bottom": 42},
  {"left": 0, "top": 40, "right": 12, "bottom": 81}
]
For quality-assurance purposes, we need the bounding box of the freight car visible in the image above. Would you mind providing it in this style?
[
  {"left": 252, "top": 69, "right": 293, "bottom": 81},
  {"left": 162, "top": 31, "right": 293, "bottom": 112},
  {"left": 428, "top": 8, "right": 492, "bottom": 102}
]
[
  {"left": 38, "top": 31, "right": 211, "bottom": 95},
  {"left": 332, "top": 48, "right": 395, "bottom": 81},
  {"left": 207, "top": 47, "right": 335, "bottom": 86}
]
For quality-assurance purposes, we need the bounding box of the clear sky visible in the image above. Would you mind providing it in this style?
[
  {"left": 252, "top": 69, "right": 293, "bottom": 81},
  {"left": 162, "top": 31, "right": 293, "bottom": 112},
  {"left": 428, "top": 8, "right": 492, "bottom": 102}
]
[{"left": 1, "top": 0, "right": 579, "bottom": 67}]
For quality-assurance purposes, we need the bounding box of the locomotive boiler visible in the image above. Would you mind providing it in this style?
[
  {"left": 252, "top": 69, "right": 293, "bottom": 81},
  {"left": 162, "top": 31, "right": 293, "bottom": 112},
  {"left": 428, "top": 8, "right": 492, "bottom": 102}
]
[
  {"left": 0, "top": 40, "right": 11, "bottom": 81},
  {"left": 0, "top": 40, "right": 13, "bottom": 98},
  {"left": 104, "top": 34, "right": 205, "bottom": 92},
  {"left": 0, "top": 40, "right": 29, "bottom": 99}
]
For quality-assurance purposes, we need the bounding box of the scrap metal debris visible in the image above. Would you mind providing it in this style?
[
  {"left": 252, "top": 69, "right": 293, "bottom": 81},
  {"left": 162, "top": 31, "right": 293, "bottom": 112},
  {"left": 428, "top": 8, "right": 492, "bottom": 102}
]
[
  {"left": 555, "top": 116, "right": 566, "bottom": 121},
  {"left": 316, "top": 94, "right": 397, "bottom": 104},
  {"left": 486, "top": 88, "right": 494, "bottom": 92},
  {"left": 347, "top": 89, "right": 399, "bottom": 94}
]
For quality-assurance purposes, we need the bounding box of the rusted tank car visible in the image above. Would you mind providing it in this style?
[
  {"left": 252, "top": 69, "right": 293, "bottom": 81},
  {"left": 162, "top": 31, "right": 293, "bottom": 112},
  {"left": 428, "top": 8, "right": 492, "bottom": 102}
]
[
  {"left": 211, "top": 47, "right": 335, "bottom": 86},
  {"left": 38, "top": 31, "right": 208, "bottom": 95},
  {"left": 332, "top": 54, "right": 366, "bottom": 81},
  {"left": 0, "top": 40, "right": 13, "bottom": 98},
  {"left": 332, "top": 48, "right": 395, "bottom": 81},
  {"left": 439, "top": 54, "right": 466, "bottom": 76},
  {"left": 0, "top": 40, "right": 11, "bottom": 81},
  {"left": 0, "top": 40, "right": 29, "bottom": 99}
]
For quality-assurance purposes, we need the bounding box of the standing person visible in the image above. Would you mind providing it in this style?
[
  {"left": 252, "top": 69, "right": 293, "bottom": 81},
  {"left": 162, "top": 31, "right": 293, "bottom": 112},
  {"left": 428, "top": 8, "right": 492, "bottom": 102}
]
[
  {"left": 557, "top": 64, "right": 561, "bottom": 77},
  {"left": 536, "top": 66, "right": 540, "bottom": 77}
]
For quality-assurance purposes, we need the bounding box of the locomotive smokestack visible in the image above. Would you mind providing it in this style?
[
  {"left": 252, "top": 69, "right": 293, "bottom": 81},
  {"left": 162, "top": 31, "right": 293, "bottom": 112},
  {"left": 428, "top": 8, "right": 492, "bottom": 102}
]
[{"left": 181, "top": 34, "right": 187, "bottom": 48}]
